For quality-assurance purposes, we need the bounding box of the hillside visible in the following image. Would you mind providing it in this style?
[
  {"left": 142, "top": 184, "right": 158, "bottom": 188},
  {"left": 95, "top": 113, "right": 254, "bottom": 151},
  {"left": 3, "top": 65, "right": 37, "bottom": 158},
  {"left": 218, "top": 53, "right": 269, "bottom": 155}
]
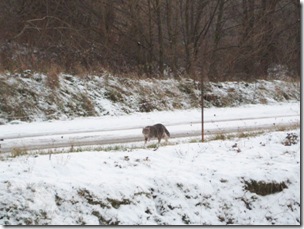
[
  {"left": 0, "top": 72, "right": 301, "bottom": 225},
  {"left": 0, "top": 128, "right": 300, "bottom": 225},
  {"left": 0, "top": 71, "right": 300, "bottom": 124}
]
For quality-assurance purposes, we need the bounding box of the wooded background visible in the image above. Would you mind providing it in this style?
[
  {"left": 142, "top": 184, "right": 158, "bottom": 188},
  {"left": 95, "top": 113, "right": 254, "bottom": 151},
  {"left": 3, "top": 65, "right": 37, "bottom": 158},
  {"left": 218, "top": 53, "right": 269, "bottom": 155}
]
[{"left": 0, "top": 0, "right": 300, "bottom": 81}]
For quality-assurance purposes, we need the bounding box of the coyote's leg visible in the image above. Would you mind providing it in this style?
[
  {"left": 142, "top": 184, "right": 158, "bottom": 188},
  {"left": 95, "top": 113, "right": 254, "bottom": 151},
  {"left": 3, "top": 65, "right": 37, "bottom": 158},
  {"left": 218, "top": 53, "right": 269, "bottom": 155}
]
[
  {"left": 144, "top": 137, "right": 148, "bottom": 149},
  {"left": 154, "top": 138, "right": 161, "bottom": 151},
  {"left": 164, "top": 134, "right": 169, "bottom": 145}
]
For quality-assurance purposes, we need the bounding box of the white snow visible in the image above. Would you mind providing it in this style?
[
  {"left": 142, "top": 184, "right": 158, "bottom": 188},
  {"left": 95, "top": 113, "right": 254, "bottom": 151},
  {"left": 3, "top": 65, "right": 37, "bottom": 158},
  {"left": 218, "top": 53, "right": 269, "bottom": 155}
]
[
  {"left": 0, "top": 103, "right": 300, "bottom": 153},
  {"left": 1, "top": 102, "right": 300, "bottom": 137},
  {"left": 0, "top": 102, "right": 301, "bottom": 225},
  {"left": 0, "top": 73, "right": 300, "bottom": 123}
]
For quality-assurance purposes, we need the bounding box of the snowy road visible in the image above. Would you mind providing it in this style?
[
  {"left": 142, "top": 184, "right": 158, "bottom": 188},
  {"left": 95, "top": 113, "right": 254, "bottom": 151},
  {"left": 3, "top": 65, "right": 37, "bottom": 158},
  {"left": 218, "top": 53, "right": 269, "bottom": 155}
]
[{"left": 0, "top": 103, "right": 300, "bottom": 153}]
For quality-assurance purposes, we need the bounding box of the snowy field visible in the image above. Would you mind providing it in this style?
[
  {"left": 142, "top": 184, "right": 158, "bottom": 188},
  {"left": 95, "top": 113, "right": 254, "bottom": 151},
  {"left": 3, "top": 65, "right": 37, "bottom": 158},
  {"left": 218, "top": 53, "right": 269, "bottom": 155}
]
[
  {"left": 0, "top": 102, "right": 301, "bottom": 225},
  {"left": 0, "top": 102, "right": 300, "bottom": 153}
]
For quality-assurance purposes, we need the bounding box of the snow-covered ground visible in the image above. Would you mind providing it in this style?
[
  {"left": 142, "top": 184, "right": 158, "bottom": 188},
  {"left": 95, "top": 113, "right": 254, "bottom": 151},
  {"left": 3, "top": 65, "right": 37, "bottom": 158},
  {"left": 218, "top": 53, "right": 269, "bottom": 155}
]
[
  {"left": 0, "top": 102, "right": 300, "bottom": 138},
  {"left": 0, "top": 102, "right": 300, "bottom": 153},
  {"left": 0, "top": 102, "right": 301, "bottom": 225},
  {"left": 0, "top": 72, "right": 300, "bottom": 124},
  {"left": 0, "top": 129, "right": 300, "bottom": 225}
]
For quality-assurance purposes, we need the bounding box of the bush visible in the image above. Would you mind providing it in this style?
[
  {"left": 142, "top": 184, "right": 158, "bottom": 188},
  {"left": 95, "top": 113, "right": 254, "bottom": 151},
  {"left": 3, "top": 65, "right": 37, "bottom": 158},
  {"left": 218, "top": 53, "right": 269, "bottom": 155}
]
[{"left": 244, "top": 180, "right": 288, "bottom": 196}]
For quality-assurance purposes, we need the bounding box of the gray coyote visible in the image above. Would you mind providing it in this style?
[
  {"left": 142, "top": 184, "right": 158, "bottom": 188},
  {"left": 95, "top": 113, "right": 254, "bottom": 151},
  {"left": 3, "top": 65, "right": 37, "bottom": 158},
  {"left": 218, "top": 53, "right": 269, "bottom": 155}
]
[{"left": 142, "top": 123, "right": 170, "bottom": 150}]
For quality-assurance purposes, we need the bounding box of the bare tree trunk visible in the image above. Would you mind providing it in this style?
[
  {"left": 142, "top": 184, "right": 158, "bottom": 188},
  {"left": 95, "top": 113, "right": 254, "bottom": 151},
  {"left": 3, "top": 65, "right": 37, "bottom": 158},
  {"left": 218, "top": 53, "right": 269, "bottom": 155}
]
[
  {"left": 155, "top": 0, "right": 164, "bottom": 76},
  {"left": 259, "top": 0, "right": 277, "bottom": 76},
  {"left": 165, "top": 0, "right": 178, "bottom": 77},
  {"left": 208, "top": 0, "right": 225, "bottom": 81},
  {"left": 147, "top": 0, "right": 154, "bottom": 75}
]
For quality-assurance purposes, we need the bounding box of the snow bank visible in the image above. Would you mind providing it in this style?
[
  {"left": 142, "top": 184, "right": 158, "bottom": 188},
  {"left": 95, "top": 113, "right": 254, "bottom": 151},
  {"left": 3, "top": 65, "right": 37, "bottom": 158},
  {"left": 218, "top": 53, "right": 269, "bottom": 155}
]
[
  {"left": 0, "top": 72, "right": 300, "bottom": 124},
  {"left": 0, "top": 130, "right": 300, "bottom": 225}
]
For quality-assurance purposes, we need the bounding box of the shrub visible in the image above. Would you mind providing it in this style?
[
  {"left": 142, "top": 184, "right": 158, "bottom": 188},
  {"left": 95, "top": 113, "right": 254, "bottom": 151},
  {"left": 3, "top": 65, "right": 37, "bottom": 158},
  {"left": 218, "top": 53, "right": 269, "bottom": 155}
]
[
  {"left": 282, "top": 133, "right": 299, "bottom": 146},
  {"left": 104, "top": 89, "right": 123, "bottom": 103},
  {"left": 244, "top": 180, "right": 288, "bottom": 196},
  {"left": 139, "top": 98, "right": 156, "bottom": 112},
  {"left": 11, "top": 147, "right": 27, "bottom": 157},
  {"left": 46, "top": 65, "right": 61, "bottom": 89}
]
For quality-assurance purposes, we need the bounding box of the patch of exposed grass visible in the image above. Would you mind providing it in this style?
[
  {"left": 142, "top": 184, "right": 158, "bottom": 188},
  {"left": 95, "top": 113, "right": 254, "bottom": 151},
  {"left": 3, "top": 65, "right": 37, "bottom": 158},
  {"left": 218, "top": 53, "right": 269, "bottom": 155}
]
[
  {"left": 46, "top": 65, "right": 61, "bottom": 89},
  {"left": 11, "top": 147, "right": 28, "bottom": 158},
  {"left": 181, "top": 214, "right": 191, "bottom": 224},
  {"left": 282, "top": 132, "right": 299, "bottom": 146},
  {"left": 104, "top": 89, "right": 123, "bottom": 103},
  {"left": 259, "top": 98, "right": 268, "bottom": 104},
  {"left": 236, "top": 131, "right": 265, "bottom": 139},
  {"left": 4, "top": 144, "right": 136, "bottom": 160},
  {"left": 188, "top": 138, "right": 201, "bottom": 143},
  {"left": 107, "top": 198, "right": 131, "bottom": 209},
  {"left": 100, "top": 145, "right": 128, "bottom": 152},
  {"left": 275, "top": 123, "right": 300, "bottom": 132},
  {"left": 209, "top": 133, "right": 227, "bottom": 141},
  {"left": 133, "top": 191, "right": 151, "bottom": 198},
  {"left": 244, "top": 180, "right": 288, "bottom": 196},
  {"left": 207, "top": 131, "right": 266, "bottom": 142},
  {"left": 78, "top": 188, "right": 110, "bottom": 209},
  {"left": 92, "top": 211, "right": 120, "bottom": 225},
  {"left": 79, "top": 93, "right": 96, "bottom": 116},
  {"left": 139, "top": 97, "right": 157, "bottom": 112},
  {"left": 147, "top": 143, "right": 159, "bottom": 149}
]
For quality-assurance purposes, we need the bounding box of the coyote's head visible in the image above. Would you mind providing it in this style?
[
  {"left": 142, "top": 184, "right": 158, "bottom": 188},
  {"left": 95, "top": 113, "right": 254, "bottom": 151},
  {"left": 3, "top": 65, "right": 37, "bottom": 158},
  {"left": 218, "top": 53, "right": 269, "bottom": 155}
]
[{"left": 142, "top": 126, "right": 150, "bottom": 137}]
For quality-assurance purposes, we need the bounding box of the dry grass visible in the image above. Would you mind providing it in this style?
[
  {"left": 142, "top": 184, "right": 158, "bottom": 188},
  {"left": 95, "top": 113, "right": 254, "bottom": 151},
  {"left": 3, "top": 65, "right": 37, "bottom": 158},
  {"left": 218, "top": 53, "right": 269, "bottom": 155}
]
[
  {"left": 46, "top": 64, "right": 62, "bottom": 89},
  {"left": 11, "top": 147, "right": 28, "bottom": 158},
  {"left": 209, "top": 133, "right": 227, "bottom": 141},
  {"left": 244, "top": 180, "right": 288, "bottom": 196},
  {"left": 72, "top": 63, "right": 89, "bottom": 78},
  {"left": 79, "top": 93, "right": 96, "bottom": 116},
  {"left": 275, "top": 123, "right": 300, "bottom": 132}
]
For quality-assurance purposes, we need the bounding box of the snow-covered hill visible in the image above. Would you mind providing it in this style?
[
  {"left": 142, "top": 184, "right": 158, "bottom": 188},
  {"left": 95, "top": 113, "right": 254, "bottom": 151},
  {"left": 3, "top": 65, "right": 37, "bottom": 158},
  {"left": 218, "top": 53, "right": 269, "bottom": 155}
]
[
  {"left": 0, "top": 71, "right": 300, "bottom": 124},
  {"left": 0, "top": 129, "right": 300, "bottom": 225},
  {"left": 0, "top": 72, "right": 301, "bottom": 225}
]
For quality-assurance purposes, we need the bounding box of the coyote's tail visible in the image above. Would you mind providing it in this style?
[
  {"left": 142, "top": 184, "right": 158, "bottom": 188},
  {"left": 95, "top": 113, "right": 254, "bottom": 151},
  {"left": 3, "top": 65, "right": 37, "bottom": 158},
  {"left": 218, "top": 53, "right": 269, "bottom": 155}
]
[{"left": 164, "top": 126, "right": 170, "bottom": 137}]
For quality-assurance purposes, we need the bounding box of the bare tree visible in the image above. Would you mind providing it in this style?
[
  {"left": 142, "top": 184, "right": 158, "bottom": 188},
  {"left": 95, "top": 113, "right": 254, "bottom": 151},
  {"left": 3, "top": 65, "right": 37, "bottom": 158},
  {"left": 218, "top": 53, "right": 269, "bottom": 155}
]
[{"left": 0, "top": 0, "right": 300, "bottom": 80}]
